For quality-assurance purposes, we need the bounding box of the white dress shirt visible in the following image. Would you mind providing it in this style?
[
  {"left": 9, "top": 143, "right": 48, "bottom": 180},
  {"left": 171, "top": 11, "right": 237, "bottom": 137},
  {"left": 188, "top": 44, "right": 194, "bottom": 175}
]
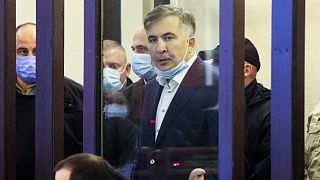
[{"left": 154, "top": 53, "right": 197, "bottom": 140}]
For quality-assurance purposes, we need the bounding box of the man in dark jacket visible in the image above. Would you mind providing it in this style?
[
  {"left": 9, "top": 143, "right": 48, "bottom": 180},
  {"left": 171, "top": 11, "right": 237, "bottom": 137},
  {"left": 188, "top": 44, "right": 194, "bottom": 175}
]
[
  {"left": 212, "top": 38, "right": 270, "bottom": 179},
  {"left": 15, "top": 23, "right": 83, "bottom": 180},
  {"left": 242, "top": 39, "right": 270, "bottom": 179},
  {"left": 121, "top": 25, "right": 155, "bottom": 124}
]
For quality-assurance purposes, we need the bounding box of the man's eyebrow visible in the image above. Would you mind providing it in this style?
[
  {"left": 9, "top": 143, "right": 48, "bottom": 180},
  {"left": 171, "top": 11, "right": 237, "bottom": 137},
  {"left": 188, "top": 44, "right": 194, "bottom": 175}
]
[
  {"left": 161, "top": 32, "right": 176, "bottom": 38},
  {"left": 148, "top": 32, "right": 176, "bottom": 39},
  {"left": 135, "top": 45, "right": 147, "bottom": 49},
  {"left": 148, "top": 35, "right": 157, "bottom": 39},
  {"left": 17, "top": 47, "right": 27, "bottom": 51}
]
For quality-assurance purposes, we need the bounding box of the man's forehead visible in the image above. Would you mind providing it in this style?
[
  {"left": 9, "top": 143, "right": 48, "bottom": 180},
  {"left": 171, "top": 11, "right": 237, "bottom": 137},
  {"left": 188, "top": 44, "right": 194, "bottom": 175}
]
[
  {"left": 132, "top": 37, "right": 147, "bottom": 47},
  {"left": 103, "top": 48, "right": 126, "bottom": 64},
  {"left": 146, "top": 19, "right": 184, "bottom": 37}
]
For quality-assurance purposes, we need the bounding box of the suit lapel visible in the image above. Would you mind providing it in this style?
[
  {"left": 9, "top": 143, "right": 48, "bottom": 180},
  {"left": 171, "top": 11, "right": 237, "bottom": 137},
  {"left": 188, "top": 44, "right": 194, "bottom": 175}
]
[
  {"left": 142, "top": 81, "right": 163, "bottom": 147},
  {"left": 154, "top": 58, "right": 204, "bottom": 147}
]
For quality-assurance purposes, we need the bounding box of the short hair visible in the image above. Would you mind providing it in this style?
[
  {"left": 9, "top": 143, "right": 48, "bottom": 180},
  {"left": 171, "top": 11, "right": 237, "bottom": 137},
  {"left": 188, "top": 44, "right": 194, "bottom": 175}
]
[
  {"left": 102, "top": 40, "right": 126, "bottom": 55},
  {"left": 54, "top": 153, "right": 125, "bottom": 180},
  {"left": 144, "top": 5, "right": 196, "bottom": 37},
  {"left": 102, "top": 40, "right": 127, "bottom": 63},
  {"left": 16, "top": 22, "right": 36, "bottom": 32}
]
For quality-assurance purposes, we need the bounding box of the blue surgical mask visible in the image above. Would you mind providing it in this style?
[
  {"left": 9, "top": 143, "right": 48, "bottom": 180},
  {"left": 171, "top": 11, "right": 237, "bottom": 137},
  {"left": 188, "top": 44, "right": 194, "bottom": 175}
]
[
  {"left": 103, "top": 67, "right": 125, "bottom": 93},
  {"left": 16, "top": 56, "right": 36, "bottom": 84},
  {"left": 154, "top": 42, "right": 190, "bottom": 79},
  {"left": 154, "top": 60, "right": 188, "bottom": 79},
  {"left": 104, "top": 103, "right": 128, "bottom": 119},
  {"left": 132, "top": 53, "right": 155, "bottom": 79}
]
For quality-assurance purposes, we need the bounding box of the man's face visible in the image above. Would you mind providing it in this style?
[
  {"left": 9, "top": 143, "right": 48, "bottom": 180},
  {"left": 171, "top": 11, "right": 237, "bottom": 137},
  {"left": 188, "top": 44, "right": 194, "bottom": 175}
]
[
  {"left": 16, "top": 24, "right": 36, "bottom": 56},
  {"left": 55, "top": 168, "right": 71, "bottom": 180},
  {"left": 131, "top": 27, "right": 149, "bottom": 54},
  {"left": 146, "top": 16, "right": 194, "bottom": 71},
  {"left": 103, "top": 47, "right": 130, "bottom": 84}
]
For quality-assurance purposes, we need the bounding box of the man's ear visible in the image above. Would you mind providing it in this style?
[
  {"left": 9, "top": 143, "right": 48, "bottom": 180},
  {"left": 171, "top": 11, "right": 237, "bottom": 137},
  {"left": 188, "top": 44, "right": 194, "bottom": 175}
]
[
  {"left": 244, "top": 63, "right": 251, "bottom": 77},
  {"left": 125, "top": 63, "right": 131, "bottom": 77},
  {"left": 188, "top": 37, "right": 196, "bottom": 49}
]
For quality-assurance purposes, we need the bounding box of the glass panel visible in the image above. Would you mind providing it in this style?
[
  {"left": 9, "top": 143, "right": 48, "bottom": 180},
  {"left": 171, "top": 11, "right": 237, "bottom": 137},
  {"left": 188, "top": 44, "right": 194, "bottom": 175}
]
[{"left": 101, "top": 1, "right": 219, "bottom": 179}]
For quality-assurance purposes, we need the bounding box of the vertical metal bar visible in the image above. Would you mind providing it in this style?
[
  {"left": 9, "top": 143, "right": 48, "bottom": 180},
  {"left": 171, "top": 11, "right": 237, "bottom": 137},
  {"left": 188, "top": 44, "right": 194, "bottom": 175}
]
[
  {"left": 0, "top": 0, "right": 16, "bottom": 179},
  {"left": 292, "top": 0, "right": 305, "bottom": 179},
  {"left": 103, "top": 0, "right": 121, "bottom": 42},
  {"left": 83, "top": 0, "right": 102, "bottom": 155},
  {"left": 154, "top": 0, "right": 170, "bottom": 7},
  {"left": 35, "top": 0, "right": 64, "bottom": 179},
  {"left": 219, "top": 0, "right": 245, "bottom": 179},
  {"left": 271, "top": 0, "right": 305, "bottom": 179}
]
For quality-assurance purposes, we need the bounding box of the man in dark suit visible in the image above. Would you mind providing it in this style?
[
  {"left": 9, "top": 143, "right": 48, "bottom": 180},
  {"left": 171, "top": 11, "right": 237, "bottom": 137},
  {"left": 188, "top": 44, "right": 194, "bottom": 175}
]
[
  {"left": 135, "top": 5, "right": 219, "bottom": 180},
  {"left": 120, "top": 25, "right": 155, "bottom": 124}
]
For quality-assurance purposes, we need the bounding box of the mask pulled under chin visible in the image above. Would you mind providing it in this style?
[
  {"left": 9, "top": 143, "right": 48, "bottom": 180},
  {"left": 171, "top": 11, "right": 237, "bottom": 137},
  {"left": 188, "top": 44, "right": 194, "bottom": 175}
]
[{"left": 154, "top": 41, "right": 190, "bottom": 79}]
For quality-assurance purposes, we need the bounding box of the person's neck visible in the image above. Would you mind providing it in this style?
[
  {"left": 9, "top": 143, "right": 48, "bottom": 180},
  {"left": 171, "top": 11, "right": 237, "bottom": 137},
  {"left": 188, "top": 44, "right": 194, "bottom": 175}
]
[
  {"left": 244, "top": 77, "right": 255, "bottom": 88},
  {"left": 16, "top": 77, "right": 34, "bottom": 91}
]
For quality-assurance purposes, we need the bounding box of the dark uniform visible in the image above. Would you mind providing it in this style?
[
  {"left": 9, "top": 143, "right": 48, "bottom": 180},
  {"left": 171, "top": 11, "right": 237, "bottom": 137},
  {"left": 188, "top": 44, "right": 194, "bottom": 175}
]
[{"left": 245, "top": 79, "right": 271, "bottom": 180}]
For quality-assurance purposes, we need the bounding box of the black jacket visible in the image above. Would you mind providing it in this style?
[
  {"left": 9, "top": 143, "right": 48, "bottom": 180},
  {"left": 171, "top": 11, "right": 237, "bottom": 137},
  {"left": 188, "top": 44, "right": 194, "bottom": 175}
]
[
  {"left": 245, "top": 79, "right": 271, "bottom": 180},
  {"left": 16, "top": 77, "right": 83, "bottom": 180},
  {"left": 103, "top": 76, "right": 138, "bottom": 168},
  {"left": 120, "top": 78, "right": 145, "bottom": 124}
]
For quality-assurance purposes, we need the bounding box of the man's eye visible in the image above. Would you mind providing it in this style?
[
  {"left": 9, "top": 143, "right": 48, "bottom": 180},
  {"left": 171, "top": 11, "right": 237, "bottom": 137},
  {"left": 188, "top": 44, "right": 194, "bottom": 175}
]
[
  {"left": 164, "top": 36, "right": 174, "bottom": 41},
  {"left": 109, "top": 64, "right": 118, "bottom": 69},
  {"left": 17, "top": 50, "right": 28, "bottom": 55},
  {"left": 148, "top": 38, "right": 157, "bottom": 43}
]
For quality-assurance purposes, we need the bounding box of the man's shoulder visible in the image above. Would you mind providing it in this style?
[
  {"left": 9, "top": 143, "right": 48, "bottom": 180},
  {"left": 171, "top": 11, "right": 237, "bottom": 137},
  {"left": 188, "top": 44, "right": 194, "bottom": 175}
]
[
  {"left": 186, "top": 57, "right": 219, "bottom": 87},
  {"left": 63, "top": 77, "right": 83, "bottom": 105},
  {"left": 120, "top": 78, "right": 144, "bottom": 98},
  {"left": 64, "top": 77, "right": 83, "bottom": 91},
  {"left": 256, "top": 82, "right": 271, "bottom": 100}
]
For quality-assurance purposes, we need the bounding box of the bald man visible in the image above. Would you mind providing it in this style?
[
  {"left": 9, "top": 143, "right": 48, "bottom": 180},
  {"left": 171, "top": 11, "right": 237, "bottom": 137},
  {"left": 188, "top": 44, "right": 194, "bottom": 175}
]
[
  {"left": 120, "top": 26, "right": 155, "bottom": 124},
  {"left": 15, "top": 23, "right": 83, "bottom": 180}
]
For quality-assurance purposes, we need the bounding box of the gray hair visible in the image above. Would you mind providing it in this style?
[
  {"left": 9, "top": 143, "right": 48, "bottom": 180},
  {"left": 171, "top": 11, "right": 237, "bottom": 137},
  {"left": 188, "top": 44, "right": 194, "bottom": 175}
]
[
  {"left": 102, "top": 40, "right": 127, "bottom": 61},
  {"left": 144, "top": 5, "right": 196, "bottom": 37}
]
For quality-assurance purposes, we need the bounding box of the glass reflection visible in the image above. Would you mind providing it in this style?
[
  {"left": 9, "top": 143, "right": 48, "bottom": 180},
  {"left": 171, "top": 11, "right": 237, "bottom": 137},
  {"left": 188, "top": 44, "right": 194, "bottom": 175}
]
[{"left": 101, "top": 1, "right": 219, "bottom": 180}]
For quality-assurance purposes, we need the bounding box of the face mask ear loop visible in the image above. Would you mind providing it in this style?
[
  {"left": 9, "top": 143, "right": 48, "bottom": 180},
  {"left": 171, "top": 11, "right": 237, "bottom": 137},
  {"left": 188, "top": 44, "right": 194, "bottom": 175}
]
[
  {"left": 119, "top": 64, "right": 127, "bottom": 74},
  {"left": 182, "top": 38, "right": 190, "bottom": 62}
]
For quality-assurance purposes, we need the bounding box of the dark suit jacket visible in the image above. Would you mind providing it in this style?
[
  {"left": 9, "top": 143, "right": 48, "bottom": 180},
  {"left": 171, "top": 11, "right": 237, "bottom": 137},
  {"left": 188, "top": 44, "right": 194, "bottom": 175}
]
[
  {"left": 140, "top": 57, "right": 219, "bottom": 149},
  {"left": 120, "top": 78, "right": 145, "bottom": 124}
]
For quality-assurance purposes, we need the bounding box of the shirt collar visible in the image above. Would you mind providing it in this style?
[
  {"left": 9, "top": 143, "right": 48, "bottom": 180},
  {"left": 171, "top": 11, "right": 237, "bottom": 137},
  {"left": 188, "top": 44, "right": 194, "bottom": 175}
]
[{"left": 16, "top": 83, "right": 36, "bottom": 95}]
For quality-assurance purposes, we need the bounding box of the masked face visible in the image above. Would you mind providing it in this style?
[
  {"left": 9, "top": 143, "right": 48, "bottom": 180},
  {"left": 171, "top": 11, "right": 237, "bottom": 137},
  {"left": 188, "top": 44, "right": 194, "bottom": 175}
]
[
  {"left": 102, "top": 67, "right": 126, "bottom": 93},
  {"left": 131, "top": 53, "right": 155, "bottom": 79},
  {"left": 16, "top": 56, "right": 36, "bottom": 84},
  {"left": 104, "top": 103, "right": 128, "bottom": 119}
]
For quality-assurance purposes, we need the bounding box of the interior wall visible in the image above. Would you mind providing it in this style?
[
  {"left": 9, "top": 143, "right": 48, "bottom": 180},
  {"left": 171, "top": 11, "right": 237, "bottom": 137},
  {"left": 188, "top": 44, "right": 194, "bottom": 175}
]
[
  {"left": 121, "top": 0, "right": 144, "bottom": 82},
  {"left": 305, "top": 0, "right": 320, "bottom": 124}
]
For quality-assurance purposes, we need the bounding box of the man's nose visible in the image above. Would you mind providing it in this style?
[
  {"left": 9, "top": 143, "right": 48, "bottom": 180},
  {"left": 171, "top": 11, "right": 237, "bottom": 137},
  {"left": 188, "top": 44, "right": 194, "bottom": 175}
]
[{"left": 155, "top": 40, "right": 167, "bottom": 54}]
